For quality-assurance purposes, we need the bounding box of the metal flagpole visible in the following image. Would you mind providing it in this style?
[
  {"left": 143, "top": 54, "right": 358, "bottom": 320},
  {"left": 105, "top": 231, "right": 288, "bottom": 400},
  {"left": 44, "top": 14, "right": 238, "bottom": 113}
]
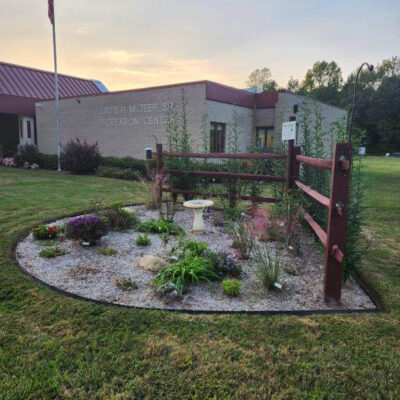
[{"left": 51, "top": 0, "right": 62, "bottom": 171}]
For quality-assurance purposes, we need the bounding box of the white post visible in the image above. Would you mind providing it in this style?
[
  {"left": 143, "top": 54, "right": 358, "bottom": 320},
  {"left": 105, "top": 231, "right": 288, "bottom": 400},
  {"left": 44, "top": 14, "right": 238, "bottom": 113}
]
[{"left": 51, "top": 1, "right": 62, "bottom": 171}]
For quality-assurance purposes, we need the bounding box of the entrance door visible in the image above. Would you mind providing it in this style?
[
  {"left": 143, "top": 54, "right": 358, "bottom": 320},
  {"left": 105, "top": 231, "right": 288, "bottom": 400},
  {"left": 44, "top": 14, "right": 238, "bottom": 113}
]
[{"left": 20, "top": 116, "right": 35, "bottom": 146}]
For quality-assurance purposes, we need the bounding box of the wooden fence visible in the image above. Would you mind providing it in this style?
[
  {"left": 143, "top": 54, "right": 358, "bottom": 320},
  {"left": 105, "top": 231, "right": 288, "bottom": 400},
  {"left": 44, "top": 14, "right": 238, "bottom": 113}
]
[{"left": 155, "top": 141, "right": 352, "bottom": 304}]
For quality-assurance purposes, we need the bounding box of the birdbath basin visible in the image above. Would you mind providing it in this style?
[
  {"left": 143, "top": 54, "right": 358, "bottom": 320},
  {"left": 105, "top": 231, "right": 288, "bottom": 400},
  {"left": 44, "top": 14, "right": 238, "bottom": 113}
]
[{"left": 183, "top": 199, "right": 214, "bottom": 232}]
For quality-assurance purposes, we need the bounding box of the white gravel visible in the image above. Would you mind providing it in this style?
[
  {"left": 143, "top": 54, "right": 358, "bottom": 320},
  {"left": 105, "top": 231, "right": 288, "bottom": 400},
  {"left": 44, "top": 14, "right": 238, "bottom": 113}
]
[{"left": 15, "top": 205, "right": 375, "bottom": 312}]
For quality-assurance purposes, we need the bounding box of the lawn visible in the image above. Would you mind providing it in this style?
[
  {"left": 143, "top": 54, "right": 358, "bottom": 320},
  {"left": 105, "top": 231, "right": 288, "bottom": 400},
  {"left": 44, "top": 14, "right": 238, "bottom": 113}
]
[{"left": 0, "top": 160, "right": 399, "bottom": 400}]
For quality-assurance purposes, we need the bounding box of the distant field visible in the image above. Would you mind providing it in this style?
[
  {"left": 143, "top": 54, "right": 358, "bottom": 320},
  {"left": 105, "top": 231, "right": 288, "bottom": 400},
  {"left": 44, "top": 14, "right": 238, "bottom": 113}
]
[{"left": 0, "top": 159, "right": 399, "bottom": 400}]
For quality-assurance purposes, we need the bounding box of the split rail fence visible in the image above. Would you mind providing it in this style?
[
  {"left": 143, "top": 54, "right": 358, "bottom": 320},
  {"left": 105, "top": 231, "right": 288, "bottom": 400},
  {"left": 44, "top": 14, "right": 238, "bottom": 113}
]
[{"left": 155, "top": 141, "right": 352, "bottom": 303}]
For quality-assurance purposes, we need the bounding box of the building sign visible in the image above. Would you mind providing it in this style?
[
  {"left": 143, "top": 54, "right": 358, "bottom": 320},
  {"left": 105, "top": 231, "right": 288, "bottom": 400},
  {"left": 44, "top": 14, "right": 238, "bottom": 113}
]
[
  {"left": 99, "top": 102, "right": 175, "bottom": 127},
  {"left": 281, "top": 121, "right": 297, "bottom": 141}
]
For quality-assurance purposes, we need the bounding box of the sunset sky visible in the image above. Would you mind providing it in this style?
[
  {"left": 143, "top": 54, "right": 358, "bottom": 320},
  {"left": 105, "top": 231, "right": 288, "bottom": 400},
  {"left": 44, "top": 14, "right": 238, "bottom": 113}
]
[{"left": 1, "top": 0, "right": 399, "bottom": 91}]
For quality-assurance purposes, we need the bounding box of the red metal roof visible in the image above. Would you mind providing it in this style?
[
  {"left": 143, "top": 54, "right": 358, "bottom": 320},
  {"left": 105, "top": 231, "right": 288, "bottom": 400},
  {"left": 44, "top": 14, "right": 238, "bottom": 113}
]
[{"left": 0, "top": 61, "right": 103, "bottom": 100}]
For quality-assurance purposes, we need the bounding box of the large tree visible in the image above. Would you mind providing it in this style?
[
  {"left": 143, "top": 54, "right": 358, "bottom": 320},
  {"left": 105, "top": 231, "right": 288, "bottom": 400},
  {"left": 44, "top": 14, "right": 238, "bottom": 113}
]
[
  {"left": 300, "top": 60, "right": 343, "bottom": 104},
  {"left": 246, "top": 67, "right": 278, "bottom": 92}
]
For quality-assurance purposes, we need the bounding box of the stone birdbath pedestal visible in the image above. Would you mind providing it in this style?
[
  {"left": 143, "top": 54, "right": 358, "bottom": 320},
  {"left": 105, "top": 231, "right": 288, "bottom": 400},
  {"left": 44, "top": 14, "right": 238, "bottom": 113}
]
[{"left": 183, "top": 199, "right": 214, "bottom": 233}]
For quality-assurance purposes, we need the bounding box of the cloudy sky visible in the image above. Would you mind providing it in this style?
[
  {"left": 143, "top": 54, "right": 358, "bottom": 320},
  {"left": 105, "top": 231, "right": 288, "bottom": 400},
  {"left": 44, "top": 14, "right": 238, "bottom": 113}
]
[{"left": 0, "top": 0, "right": 399, "bottom": 91}]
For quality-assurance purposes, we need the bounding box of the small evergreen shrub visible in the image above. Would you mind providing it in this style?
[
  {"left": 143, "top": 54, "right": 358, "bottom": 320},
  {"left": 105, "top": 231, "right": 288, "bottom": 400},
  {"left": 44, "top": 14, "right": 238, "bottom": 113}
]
[
  {"left": 100, "top": 156, "right": 155, "bottom": 177},
  {"left": 15, "top": 144, "right": 39, "bottom": 167},
  {"left": 222, "top": 279, "right": 242, "bottom": 297},
  {"left": 136, "top": 234, "right": 151, "bottom": 246},
  {"left": 61, "top": 138, "right": 101, "bottom": 174},
  {"left": 66, "top": 215, "right": 107, "bottom": 244},
  {"left": 96, "top": 165, "right": 141, "bottom": 181},
  {"left": 38, "top": 153, "right": 58, "bottom": 170},
  {"left": 99, "top": 203, "right": 140, "bottom": 231},
  {"left": 32, "top": 224, "right": 58, "bottom": 240},
  {"left": 97, "top": 246, "right": 117, "bottom": 256},
  {"left": 39, "top": 247, "right": 66, "bottom": 258}
]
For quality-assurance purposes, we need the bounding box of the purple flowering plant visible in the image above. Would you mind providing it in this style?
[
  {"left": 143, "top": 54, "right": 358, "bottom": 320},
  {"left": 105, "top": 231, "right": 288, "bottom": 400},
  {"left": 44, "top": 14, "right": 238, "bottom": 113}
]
[
  {"left": 212, "top": 251, "right": 242, "bottom": 277},
  {"left": 66, "top": 214, "right": 108, "bottom": 244}
]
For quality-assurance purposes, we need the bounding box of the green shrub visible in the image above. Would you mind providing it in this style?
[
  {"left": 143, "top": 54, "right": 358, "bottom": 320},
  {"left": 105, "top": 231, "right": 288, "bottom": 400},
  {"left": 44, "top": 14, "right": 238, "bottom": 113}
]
[
  {"left": 100, "top": 156, "right": 155, "bottom": 176},
  {"left": 32, "top": 224, "right": 58, "bottom": 240},
  {"left": 153, "top": 256, "right": 219, "bottom": 292},
  {"left": 100, "top": 203, "right": 140, "bottom": 231},
  {"left": 38, "top": 153, "right": 58, "bottom": 170},
  {"left": 136, "top": 234, "right": 151, "bottom": 246},
  {"left": 39, "top": 247, "right": 66, "bottom": 258},
  {"left": 222, "top": 279, "right": 242, "bottom": 297},
  {"left": 96, "top": 165, "right": 141, "bottom": 181},
  {"left": 97, "top": 246, "right": 117, "bottom": 256},
  {"left": 228, "top": 218, "right": 256, "bottom": 259},
  {"left": 253, "top": 243, "right": 284, "bottom": 290},
  {"left": 115, "top": 277, "right": 138, "bottom": 291},
  {"left": 173, "top": 238, "right": 209, "bottom": 258},
  {"left": 61, "top": 138, "right": 101, "bottom": 174},
  {"left": 137, "top": 219, "right": 184, "bottom": 236}
]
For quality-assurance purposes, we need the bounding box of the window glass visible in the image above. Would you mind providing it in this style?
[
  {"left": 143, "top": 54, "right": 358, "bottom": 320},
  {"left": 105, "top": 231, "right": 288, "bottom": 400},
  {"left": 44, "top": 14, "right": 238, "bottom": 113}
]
[
  {"left": 256, "top": 127, "right": 274, "bottom": 149},
  {"left": 210, "top": 122, "right": 226, "bottom": 153},
  {"left": 27, "top": 120, "right": 31, "bottom": 138}
]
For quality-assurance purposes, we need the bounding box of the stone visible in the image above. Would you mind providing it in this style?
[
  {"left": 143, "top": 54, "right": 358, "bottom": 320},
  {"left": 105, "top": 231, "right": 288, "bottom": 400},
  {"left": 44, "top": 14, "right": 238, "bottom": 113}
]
[{"left": 138, "top": 255, "right": 167, "bottom": 272}]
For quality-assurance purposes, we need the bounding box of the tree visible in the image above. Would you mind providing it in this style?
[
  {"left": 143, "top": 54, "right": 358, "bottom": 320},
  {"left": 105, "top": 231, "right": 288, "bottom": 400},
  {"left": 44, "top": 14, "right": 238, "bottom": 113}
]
[
  {"left": 287, "top": 76, "right": 300, "bottom": 92},
  {"left": 247, "top": 67, "right": 278, "bottom": 92},
  {"left": 300, "top": 60, "right": 343, "bottom": 104}
]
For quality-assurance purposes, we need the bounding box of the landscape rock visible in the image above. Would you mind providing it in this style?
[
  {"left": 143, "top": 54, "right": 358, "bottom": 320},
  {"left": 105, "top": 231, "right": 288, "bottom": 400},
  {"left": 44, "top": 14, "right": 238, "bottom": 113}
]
[{"left": 138, "top": 255, "right": 167, "bottom": 272}]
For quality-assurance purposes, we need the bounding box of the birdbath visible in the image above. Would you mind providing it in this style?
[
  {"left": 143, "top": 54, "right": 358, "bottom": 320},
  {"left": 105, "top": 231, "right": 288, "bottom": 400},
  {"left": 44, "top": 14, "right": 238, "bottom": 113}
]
[{"left": 183, "top": 199, "right": 214, "bottom": 233}]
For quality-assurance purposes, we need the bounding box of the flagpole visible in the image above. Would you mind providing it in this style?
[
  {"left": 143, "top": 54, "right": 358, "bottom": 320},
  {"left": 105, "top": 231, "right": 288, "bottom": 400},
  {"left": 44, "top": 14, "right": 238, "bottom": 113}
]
[{"left": 51, "top": 1, "right": 62, "bottom": 171}]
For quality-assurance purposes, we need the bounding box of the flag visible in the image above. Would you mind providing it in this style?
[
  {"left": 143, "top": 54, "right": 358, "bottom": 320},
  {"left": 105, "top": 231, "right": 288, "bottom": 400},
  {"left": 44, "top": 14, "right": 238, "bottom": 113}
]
[{"left": 48, "top": 0, "right": 54, "bottom": 25}]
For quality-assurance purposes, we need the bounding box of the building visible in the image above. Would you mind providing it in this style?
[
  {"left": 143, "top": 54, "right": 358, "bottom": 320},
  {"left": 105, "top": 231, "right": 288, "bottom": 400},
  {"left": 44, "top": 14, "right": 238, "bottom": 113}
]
[
  {"left": 36, "top": 81, "right": 346, "bottom": 159},
  {"left": 0, "top": 61, "right": 107, "bottom": 157}
]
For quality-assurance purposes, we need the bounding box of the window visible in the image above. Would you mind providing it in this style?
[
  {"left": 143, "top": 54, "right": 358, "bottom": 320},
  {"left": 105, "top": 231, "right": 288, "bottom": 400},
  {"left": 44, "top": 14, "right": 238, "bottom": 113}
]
[
  {"left": 27, "top": 120, "right": 31, "bottom": 138},
  {"left": 210, "top": 122, "right": 226, "bottom": 153},
  {"left": 256, "top": 127, "right": 274, "bottom": 149}
]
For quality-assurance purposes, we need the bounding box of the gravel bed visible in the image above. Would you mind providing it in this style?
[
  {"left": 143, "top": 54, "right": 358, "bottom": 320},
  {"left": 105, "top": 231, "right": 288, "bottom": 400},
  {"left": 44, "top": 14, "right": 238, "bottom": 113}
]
[{"left": 15, "top": 205, "right": 375, "bottom": 312}]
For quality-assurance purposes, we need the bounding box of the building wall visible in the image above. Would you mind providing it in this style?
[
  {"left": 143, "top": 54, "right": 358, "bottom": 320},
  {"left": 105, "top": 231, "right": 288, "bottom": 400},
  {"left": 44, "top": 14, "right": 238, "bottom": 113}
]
[
  {"left": 206, "top": 101, "right": 254, "bottom": 152},
  {"left": 36, "top": 83, "right": 207, "bottom": 158},
  {"left": 275, "top": 93, "right": 347, "bottom": 155}
]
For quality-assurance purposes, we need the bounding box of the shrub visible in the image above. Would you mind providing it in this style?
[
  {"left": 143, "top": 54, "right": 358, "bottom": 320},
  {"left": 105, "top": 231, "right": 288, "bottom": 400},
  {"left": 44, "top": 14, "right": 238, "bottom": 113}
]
[
  {"left": 95, "top": 165, "right": 141, "bottom": 181},
  {"left": 14, "top": 144, "right": 39, "bottom": 167},
  {"left": 210, "top": 252, "right": 241, "bottom": 277},
  {"left": 136, "top": 234, "right": 151, "bottom": 246},
  {"left": 39, "top": 247, "right": 66, "bottom": 258},
  {"left": 173, "top": 238, "right": 209, "bottom": 258},
  {"left": 228, "top": 217, "right": 256, "bottom": 259},
  {"left": 61, "top": 138, "right": 101, "bottom": 174},
  {"left": 97, "top": 246, "right": 117, "bottom": 256},
  {"left": 153, "top": 256, "right": 219, "bottom": 292},
  {"left": 115, "top": 277, "right": 138, "bottom": 290},
  {"left": 222, "top": 279, "right": 242, "bottom": 297},
  {"left": 66, "top": 215, "right": 107, "bottom": 244},
  {"left": 32, "top": 224, "right": 58, "bottom": 240},
  {"left": 38, "top": 153, "right": 58, "bottom": 170},
  {"left": 253, "top": 243, "right": 284, "bottom": 290},
  {"left": 99, "top": 203, "right": 140, "bottom": 231},
  {"left": 137, "top": 219, "right": 184, "bottom": 236},
  {"left": 100, "top": 156, "right": 156, "bottom": 177}
]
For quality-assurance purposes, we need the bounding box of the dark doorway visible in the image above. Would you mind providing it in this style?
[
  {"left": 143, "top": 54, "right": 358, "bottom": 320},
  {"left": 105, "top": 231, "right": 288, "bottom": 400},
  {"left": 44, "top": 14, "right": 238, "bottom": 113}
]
[{"left": 0, "top": 113, "right": 19, "bottom": 157}]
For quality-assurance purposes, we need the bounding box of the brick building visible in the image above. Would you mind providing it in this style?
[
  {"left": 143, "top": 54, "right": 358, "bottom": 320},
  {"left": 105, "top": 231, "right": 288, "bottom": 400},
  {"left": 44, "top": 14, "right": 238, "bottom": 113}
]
[{"left": 36, "top": 80, "right": 346, "bottom": 159}]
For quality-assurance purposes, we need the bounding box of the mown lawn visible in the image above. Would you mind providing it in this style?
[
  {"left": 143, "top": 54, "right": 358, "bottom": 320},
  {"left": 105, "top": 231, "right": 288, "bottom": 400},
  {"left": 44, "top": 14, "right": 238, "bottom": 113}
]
[{"left": 0, "top": 160, "right": 399, "bottom": 400}]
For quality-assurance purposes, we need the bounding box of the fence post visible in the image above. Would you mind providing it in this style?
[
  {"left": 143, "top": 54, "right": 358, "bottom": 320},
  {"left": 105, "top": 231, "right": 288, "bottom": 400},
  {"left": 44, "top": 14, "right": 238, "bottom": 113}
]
[
  {"left": 286, "top": 139, "right": 295, "bottom": 189},
  {"left": 323, "top": 142, "right": 352, "bottom": 303},
  {"left": 292, "top": 146, "right": 301, "bottom": 185},
  {"left": 156, "top": 143, "right": 163, "bottom": 203}
]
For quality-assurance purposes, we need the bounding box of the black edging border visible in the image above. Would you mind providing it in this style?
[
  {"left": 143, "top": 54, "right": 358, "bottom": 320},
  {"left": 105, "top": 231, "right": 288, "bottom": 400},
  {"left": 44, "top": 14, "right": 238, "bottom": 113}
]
[{"left": 11, "top": 204, "right": 384, "bottom": 317}]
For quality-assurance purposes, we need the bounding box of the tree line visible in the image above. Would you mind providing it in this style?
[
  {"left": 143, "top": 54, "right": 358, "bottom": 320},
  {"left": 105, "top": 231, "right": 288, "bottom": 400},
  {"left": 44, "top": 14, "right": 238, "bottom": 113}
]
[{"left": 247, "top": 56, "right": 400, "bottom": 154}]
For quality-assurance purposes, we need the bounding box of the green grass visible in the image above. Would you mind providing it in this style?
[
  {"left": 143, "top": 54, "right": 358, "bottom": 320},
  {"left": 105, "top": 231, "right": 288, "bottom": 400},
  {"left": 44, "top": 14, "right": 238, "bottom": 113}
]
[{"left": 0, "top": 163, "right": 399, "bottom": 399}]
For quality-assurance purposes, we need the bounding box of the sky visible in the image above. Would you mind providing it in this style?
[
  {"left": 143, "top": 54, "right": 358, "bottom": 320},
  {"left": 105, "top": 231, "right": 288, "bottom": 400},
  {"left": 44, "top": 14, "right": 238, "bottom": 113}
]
[{"left": 0, "top": 0, "right": 399, "bottom": 91}]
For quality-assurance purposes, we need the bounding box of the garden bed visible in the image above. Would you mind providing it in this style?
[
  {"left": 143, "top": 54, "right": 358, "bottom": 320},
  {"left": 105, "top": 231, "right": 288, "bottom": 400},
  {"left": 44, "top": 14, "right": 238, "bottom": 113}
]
[{"left": 16, "top": 205, "right": 375, "bottom": 312}]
